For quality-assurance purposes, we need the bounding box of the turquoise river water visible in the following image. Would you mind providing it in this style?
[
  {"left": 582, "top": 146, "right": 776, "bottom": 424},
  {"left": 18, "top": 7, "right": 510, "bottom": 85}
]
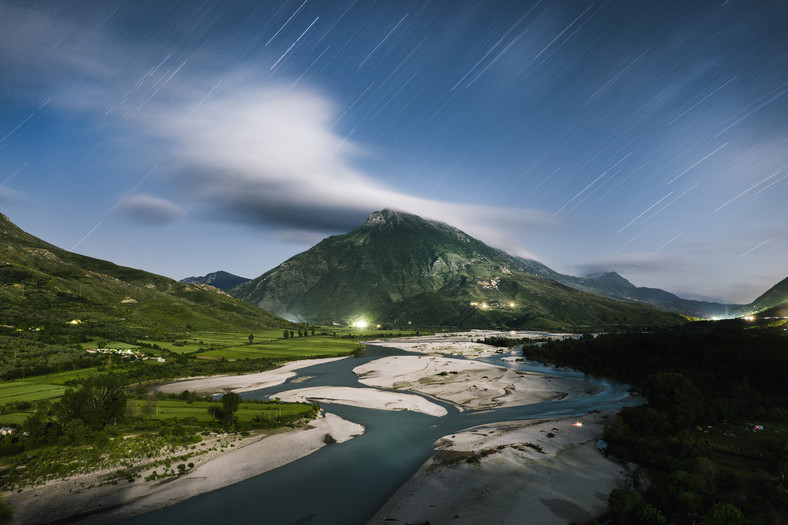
[{"left": 119, "top": 342, "right": 640, "bottom": 525}]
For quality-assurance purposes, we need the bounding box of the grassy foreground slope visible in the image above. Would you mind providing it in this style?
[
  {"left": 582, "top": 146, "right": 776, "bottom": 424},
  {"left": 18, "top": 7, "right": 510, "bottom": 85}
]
[{"left": 0, "top": 213, "right": 288, "bottom": 342}]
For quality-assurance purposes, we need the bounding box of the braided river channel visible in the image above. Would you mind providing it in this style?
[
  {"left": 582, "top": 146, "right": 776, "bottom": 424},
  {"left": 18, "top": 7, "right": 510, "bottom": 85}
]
[{"left": 122, "top": 339, "right": 640, "bottom": 525}]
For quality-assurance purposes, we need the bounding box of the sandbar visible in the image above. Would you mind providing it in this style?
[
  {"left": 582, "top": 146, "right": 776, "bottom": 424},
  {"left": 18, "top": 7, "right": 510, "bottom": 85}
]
[
  {"left": 368, "top": 411, "right": 626, "bottom": 525},
  {"left": 354, "top": 355, "right": 599, "bottom": 411},
  {"left": 272, "top": 385, "right": 448, "bottom": 417},
  {"left": 6, "top": 412, "right": 363, "bottom": 524},
  {"left": 368, "top": 330, "right": 577, "bottom": 358},
  {"left": 155, "top": 356, "right": 347, "bottom": 395}
]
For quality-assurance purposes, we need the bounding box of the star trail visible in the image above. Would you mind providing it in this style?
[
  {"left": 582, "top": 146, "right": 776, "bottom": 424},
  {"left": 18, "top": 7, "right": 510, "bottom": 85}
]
[{"left": 0, "top": 0, "right": 785, "bottom": 303}]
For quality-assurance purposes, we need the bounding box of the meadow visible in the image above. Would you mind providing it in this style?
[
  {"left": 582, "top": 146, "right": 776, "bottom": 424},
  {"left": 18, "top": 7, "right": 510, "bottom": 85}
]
[
  {"left": 126, "top": 398, "right": 315, "bottom": 424},
  {"left": 0, "top": 368, "right": 99, "bottom": 404},
  {"left": 0, "top": 326, "right": 392, "bottom": 426}
]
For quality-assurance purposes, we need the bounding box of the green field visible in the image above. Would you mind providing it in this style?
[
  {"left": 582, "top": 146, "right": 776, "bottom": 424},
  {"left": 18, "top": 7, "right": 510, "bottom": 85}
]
[
  {"left": 0, "top": 412, "right": 29, "bottom": 425},
  {"left": 145, "top": 331, "right": 256, "bottom": 354},
  {"left": 0, "top": 369, "right": 105, "bottom": 425},
  {"left": 126, "top": 398, "right": 314, "bottom": 423},
  {"left": 0, "top": 326, "right": 397, "bottom": 426},
  {"left": 198, "top": 337, "right": 360, "bottom": 360},
  {"left": 143, "top": 329, "right": 374, "bottom": 360},
  {"left": 0, "top": 368, "right": 101, "bottom": 404}
]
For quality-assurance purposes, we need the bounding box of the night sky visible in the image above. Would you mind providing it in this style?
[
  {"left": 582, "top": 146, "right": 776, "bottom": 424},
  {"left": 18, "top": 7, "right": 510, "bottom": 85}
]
[{"left": 0, "top": 1, "right": 786, "bottom": 304}]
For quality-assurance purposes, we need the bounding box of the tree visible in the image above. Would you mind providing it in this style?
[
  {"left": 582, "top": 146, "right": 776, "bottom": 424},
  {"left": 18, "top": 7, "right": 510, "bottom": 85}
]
[
  {"left": 283, "top": 329, "right": 290, "bottom": 339},
  {"left": 24, "top": 402, "right": 59, "bottom": 445},
  {"left": 57, "top": 374, "right": 127, "bottom": 429},
  {"left": 221, "top": 392, "right": 241, "bottom": 428},
  {"left": 608, "top": 489, "right": 643, "bottom": 524},
  {"left": 704, "top": 503, "right": 743, "bottom": 525},
  {"left": 770, "top": 436, "right": 788, "bottom": 485},
  {"left": 643, "top": 372, "right": 704, "bottom": 429},
  {"left": 248, "top": 334, "right": 254, "bottom": 345},
  {"left": 0, "top": 495, "right": 13, "bottom": 524},
  {"left": 638, "top": 504, "right": 666, "bottom": 525}
]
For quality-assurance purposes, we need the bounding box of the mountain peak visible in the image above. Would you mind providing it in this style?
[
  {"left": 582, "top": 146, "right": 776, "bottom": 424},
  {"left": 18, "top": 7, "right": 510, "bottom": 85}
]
[
  {"left": 180, "top": 270, "right": 250, "bottom": 291},
  {"left": 232, "top": 209, "right": 684, "bottom": 328},
  {"left": 365, "top": 209, "right": 391, "bottom": 225},
  {"left": 365, "top": 208, "right": 462, "bottom": 232},
  {"left": 365, "top": 209, "right": 417, "bottom": 227},
  {"left": 584, "top": 271, "right": 635, "bottom": 288}
]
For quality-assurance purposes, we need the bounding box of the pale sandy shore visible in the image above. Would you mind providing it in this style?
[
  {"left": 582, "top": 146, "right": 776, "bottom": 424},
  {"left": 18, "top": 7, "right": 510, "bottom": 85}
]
[
  {"left": 272, "top": 385, "right": 448, "bottom": 417},
  {"left": 368, "top": 411, "right": 626, "bottom": 525},
  {"left": 155, "top": 356, "right": 347, "bottom": 395},
  {"left": 354, "top": 355, "right": 599, "bottom": 411},
  {"left": 368, "top": 330, "right": 577, "bottom": 359},
  {"left": 6, "top": 412, "right": 363, "bottom": 525}
]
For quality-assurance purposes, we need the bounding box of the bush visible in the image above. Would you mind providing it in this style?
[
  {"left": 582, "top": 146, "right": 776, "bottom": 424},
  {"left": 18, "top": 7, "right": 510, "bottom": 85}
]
[
  {"left": 608, "top": 489, "right": 643, "bottom": 524},
  {"left": 704, "top": 503, "right": 744, "bottom": 525},
  {"left": 0, "top": 495, "right": 12, "bottom": 524}
]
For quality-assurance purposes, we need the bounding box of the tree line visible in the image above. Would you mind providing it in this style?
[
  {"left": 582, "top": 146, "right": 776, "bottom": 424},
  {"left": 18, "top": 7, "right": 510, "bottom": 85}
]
[{"left": 523, "top": 320, "right": 788, "bottom": 524}]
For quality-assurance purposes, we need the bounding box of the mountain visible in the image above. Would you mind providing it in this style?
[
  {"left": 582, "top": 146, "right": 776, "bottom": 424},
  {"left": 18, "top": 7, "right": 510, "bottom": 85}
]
[
  {"left": 0, "top": 213, "right": 287, "bottom": 339},
  {"left": 736, "top": 275, "right": 788, "bottom": 318},
  {"left": 180, "top": 271, "right": 250, "bottom": 291},
  {"left": 548, "top": 271, "right": 741, "bottom": 319},
  {"left": 502, "top": 252, "right": 738, "bottom": 318},
  {"left": 230, "top": 209, "right": 683, "bottom": 330}
]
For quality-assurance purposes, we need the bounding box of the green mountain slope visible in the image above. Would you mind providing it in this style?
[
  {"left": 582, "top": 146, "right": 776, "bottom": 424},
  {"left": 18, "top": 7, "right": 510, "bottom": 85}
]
[
  {"left": 231, "top": 209, "right": 684, "bottom": 330},
  {"left": 736, "top": 275, "right": 788, "bottom": 318},
  {"left": 0, "top": 213, "right": 287, "bottom": 340}
]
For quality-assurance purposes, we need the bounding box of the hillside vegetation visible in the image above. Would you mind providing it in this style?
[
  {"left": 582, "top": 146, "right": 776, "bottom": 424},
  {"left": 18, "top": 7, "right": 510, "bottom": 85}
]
[
  {"left": 0, "top": 213, "right": 288, "bottom": 345},
  {"left": 231, "top": 209, "right": 684, "bottom": 330},
  {"left": 520, "top": 319, "right": 788, "bottom": 524}
]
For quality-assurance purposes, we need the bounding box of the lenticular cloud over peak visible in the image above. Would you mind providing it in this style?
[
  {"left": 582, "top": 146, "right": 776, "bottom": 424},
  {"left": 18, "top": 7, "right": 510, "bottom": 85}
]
[{"left": 127, "top": 75, "right": 556, "bottom": 246}]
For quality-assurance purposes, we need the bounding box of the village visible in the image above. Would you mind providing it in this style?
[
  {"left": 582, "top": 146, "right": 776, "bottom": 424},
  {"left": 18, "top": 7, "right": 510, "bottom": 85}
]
[{"left": 85, "top": 347, "right": 165, "bottom": 363}]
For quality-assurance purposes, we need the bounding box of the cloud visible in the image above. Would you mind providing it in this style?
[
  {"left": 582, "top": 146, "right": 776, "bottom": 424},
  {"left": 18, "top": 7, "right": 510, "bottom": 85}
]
[
  {"left": 572, "top": 251, "right": 689, "bottom": 277},
  {"left": 0, "top": 5, "right": 112, "bottom": 91},
  {"left": 272, "top": 229, "right": 333, "bottom": 246},
  {"left": 0, "top": 185, "right": 27, "bottom": 206},
  {"left": 118, "top": 194, "right": 181, "bottom": 224},
  {"left": 131, "top": 76, "right": 560, "bottom": 249},
  {"left": 4, "top": 5, "right": 558, "bottom": 254}
]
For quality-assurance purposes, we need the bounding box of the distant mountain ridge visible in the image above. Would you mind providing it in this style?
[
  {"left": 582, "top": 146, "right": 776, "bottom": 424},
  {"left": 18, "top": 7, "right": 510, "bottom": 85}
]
[
  {"left": 230, "top": 209, "right": 683, "bottom": 330},
  {"left": 544, "top": 270, "right": 742, "bottom": 319},
  {"left": 180, "top": 271, "right": 250, "bottom": 291}
]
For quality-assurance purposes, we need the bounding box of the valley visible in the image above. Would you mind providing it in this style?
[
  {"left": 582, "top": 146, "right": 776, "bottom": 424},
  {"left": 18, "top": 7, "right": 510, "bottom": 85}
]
[
  {"left": 2, "top": 1, "right": 785, "bottom": 523},
  {"left": 1, "top": 211, "right": 787, "bottom": 524},
  {"left": 0, "top": 330, "right": 632, "bottom": 524}
]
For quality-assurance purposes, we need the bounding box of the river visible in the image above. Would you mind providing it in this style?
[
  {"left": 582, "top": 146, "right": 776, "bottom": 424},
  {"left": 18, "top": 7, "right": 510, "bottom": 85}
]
[{"left": 121, "top": 342, "right": 640, "bottom": 525}]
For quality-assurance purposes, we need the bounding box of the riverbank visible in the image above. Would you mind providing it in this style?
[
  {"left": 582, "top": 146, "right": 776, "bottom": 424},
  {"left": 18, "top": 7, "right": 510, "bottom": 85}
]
[
  {"left": 5, "top": 412, "right": 362, "bottom": 524},
  {"left": 368, "top": 410, "right": 626, "bottom": 525},
  {"left": 367, "top": 330, "right": 577, "bottom": 359},
  {"left": 154, "top": 357, "right": 348, "bottom": 395},
  {"left": 5, "top": 332, "right": 612, "bottom": 524},
  {"left": 354, "top": 354, "right": 598, "bottom": 411},
  {"left": 273, "top": 386, "right": 448, "bottom": 417}
]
